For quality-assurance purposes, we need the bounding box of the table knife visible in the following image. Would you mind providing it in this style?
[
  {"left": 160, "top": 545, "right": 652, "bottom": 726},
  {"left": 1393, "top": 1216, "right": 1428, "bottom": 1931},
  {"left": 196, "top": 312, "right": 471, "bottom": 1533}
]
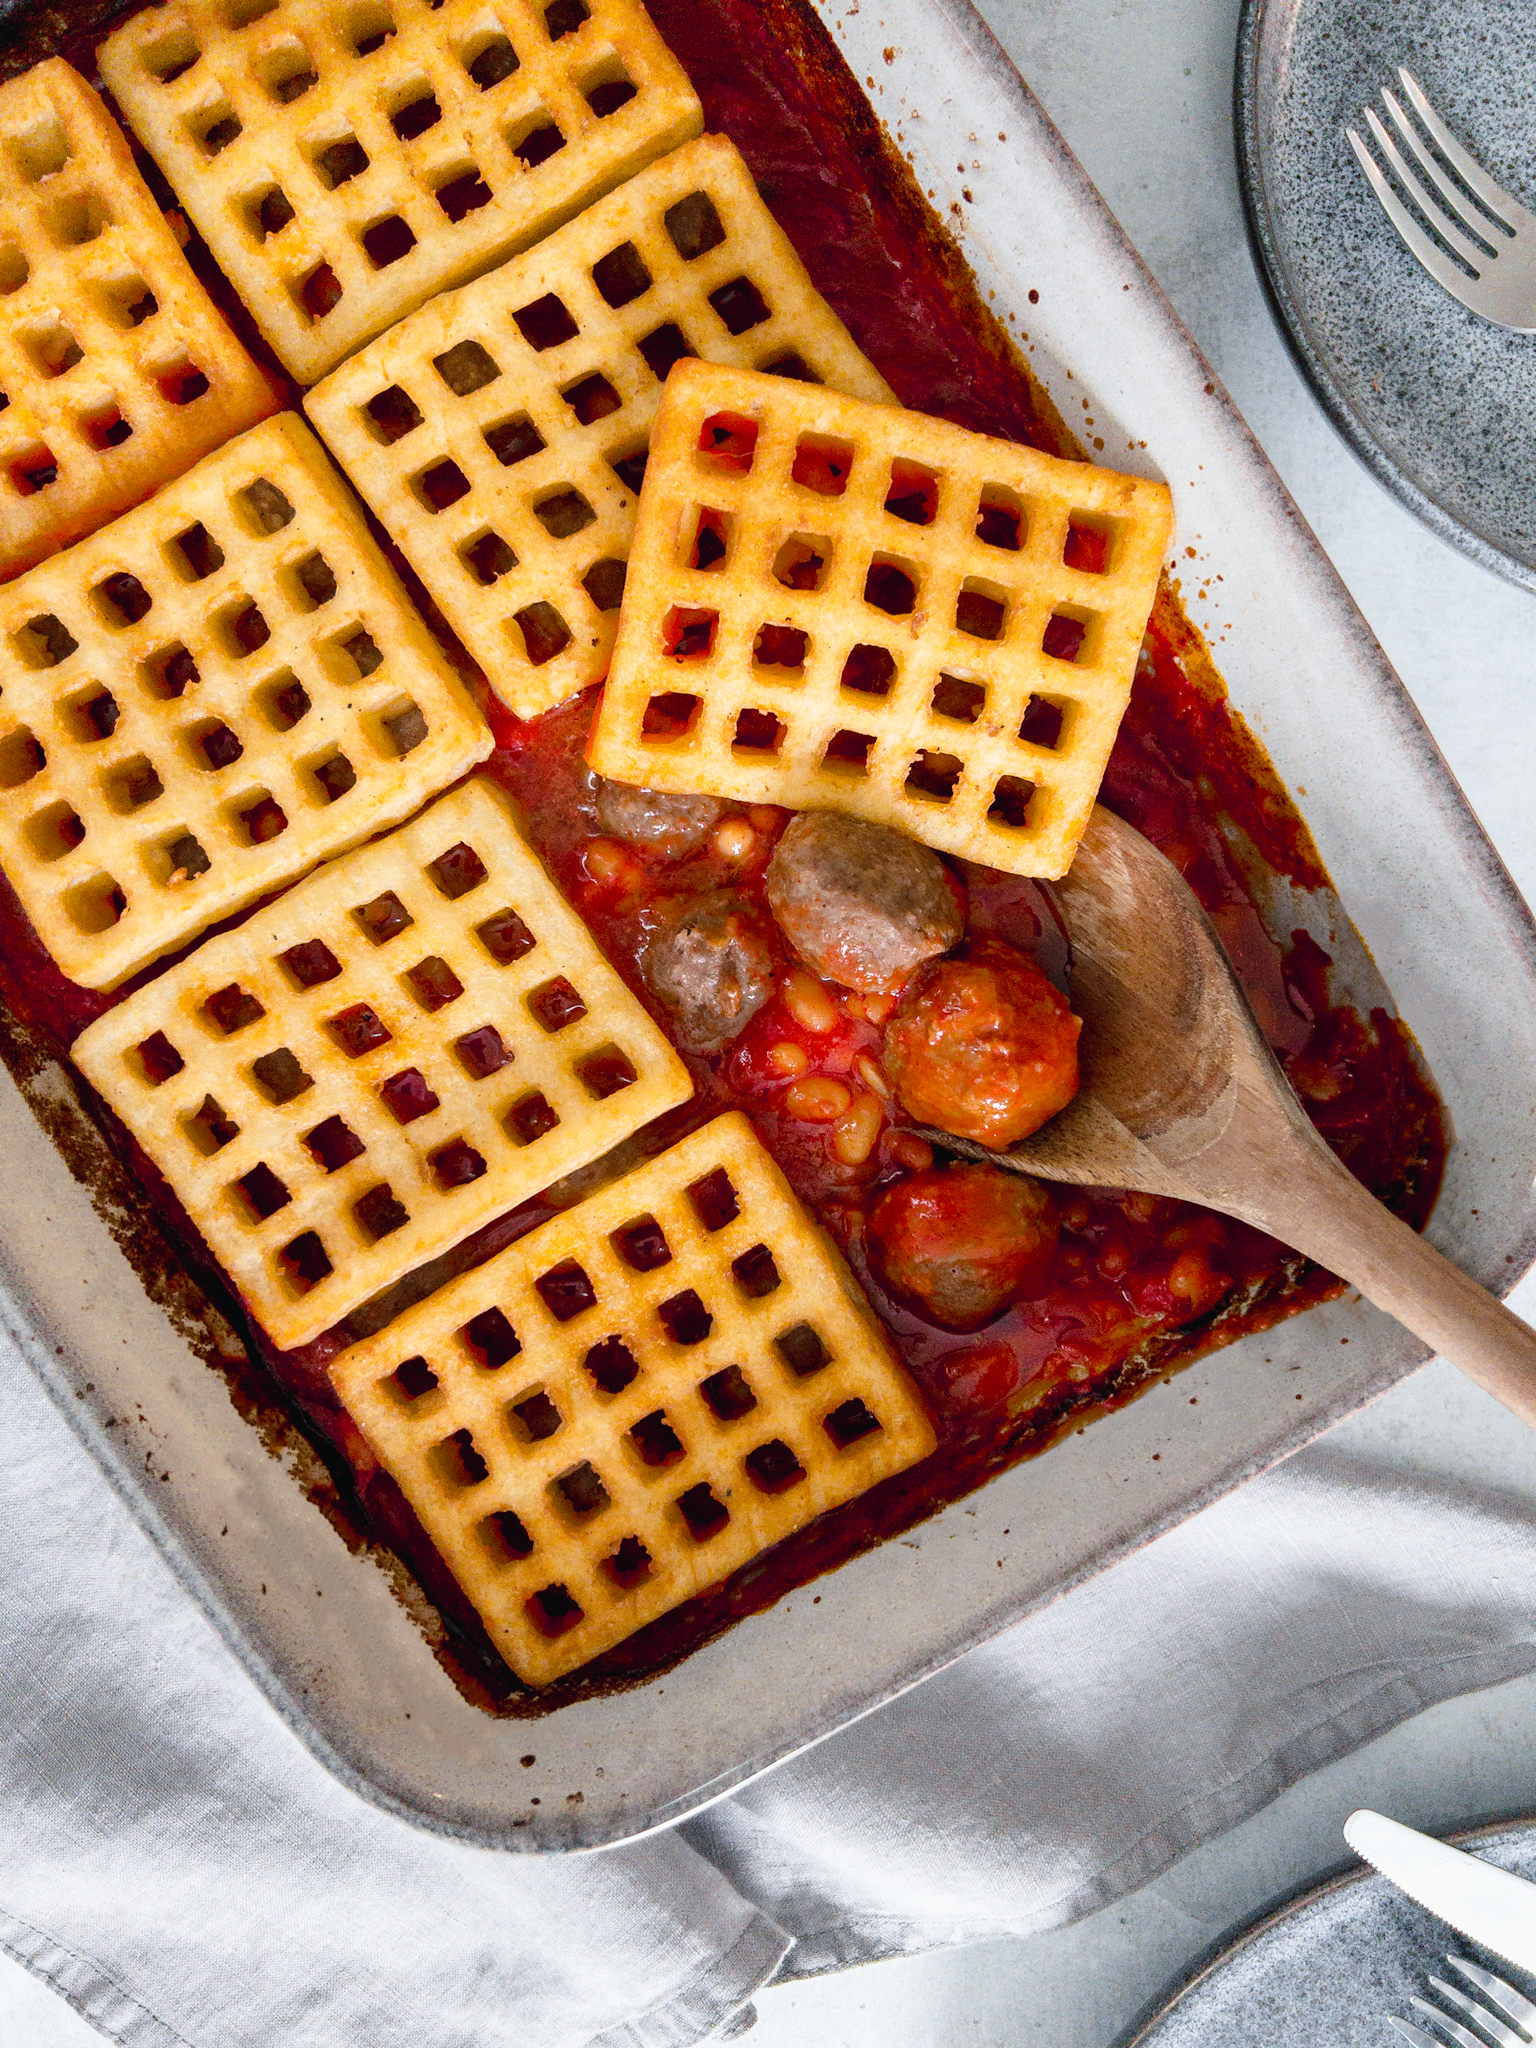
[{"left": 1345, "top": 1810, "right": 1536, "bottom": 1973}]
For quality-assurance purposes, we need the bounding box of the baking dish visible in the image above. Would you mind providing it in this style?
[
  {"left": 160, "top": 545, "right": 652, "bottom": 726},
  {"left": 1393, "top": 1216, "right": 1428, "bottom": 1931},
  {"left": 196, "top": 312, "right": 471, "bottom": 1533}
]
[{"left": 7, "top": 0, "right": 1536, "bottom": 1851}]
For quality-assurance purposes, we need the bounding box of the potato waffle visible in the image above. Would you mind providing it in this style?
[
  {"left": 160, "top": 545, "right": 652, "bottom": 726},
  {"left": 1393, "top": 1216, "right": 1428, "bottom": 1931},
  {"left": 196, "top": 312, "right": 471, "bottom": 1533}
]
[
  {"left": 98, "top": 0, "right": 702, "bottom": 384},
  {"left": 588, "top": 362, "right": 1174, "bottom": 879},
  {"left": 0, "top": 412, "right": 490, "bottom": 989},
  {"left": 328, "top": 1111, "right": 935, "bottom": 1684},
  {"left": 304, "top": 134, "right": 893, "bottom": 719},
  {"left": 0, "top": 59, "right": 276, "bottom": 577},
  {"left": 73, "top": 777, "right": 694, "bottom": 1349}
]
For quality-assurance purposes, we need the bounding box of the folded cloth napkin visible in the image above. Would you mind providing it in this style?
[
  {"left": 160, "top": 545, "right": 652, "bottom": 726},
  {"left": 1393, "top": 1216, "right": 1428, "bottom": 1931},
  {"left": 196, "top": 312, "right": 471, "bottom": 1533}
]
[{"left": 4, "top": 1315, "right": 1535, "bottom": 2048}]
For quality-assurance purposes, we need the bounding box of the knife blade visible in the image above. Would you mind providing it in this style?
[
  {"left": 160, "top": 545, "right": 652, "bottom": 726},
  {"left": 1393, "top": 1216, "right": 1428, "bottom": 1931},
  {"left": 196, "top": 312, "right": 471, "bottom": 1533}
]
[{"left": 1345, "top": 1811, "right": 1536, "bottom": 1974}]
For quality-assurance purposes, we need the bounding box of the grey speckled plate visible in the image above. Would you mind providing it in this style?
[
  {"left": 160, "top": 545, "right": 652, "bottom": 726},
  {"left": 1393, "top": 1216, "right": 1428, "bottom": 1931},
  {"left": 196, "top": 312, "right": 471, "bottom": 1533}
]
[
  {"left": 1116, "top": 1818, "right": 1536, "bottom": 2045},
  {"left": 1236, "top": 0, "right": 1536, "bottom": 590}
]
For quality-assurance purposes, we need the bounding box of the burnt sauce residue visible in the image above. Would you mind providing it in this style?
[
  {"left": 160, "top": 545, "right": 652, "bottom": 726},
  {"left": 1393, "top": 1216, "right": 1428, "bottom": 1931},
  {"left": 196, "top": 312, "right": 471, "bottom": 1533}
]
[{"left": 0, "top": 0, "right": 1445, "bottom": 1712}]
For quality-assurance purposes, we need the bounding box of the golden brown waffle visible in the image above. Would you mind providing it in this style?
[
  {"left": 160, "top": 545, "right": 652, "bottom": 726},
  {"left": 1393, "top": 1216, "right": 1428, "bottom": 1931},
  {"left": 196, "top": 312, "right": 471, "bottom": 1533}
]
[
  {"left": 0, "top": 412, "right": 491, "bottom": 989},
  {"left": 98, "top": 0, "right": 702, "bottom": 384},
  {"left": 588, "top": 362, "right": 1174, "bottom": 879},
  {"left": 73, "top": 778, "right": 694, "bottom": 1349},
  {"left": 0, "top": 59, "right": 277, "bottom": 577},
  {"left": 328, "top": 1111, "right": 935, "bottom": 1684},
  {"left": 305, "top": 134, "right": 892, "bottom": 719}
]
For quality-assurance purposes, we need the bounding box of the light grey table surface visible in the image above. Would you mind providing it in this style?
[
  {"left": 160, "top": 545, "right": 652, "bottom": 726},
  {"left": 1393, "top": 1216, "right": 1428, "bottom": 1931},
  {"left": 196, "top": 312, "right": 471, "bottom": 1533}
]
[{"left": 7, "top": 0, "right": 1536, "bottom": 2042}]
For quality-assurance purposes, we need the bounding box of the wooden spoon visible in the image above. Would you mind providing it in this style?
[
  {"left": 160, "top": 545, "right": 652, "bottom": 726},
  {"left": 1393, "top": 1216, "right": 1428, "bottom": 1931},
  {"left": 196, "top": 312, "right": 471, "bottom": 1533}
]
[{"left": 933, "top": 805, "right": 1536, "bottom": 1427}]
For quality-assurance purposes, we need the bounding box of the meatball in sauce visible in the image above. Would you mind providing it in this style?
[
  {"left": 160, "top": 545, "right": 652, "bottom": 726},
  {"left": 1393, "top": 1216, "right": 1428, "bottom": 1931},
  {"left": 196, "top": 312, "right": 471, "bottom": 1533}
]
[
  {"left": 643, "top": 890, "right": 777, "bottom": 1050},
  {"left": 766, "top": 811, "right": 963, "bottom": 993},
  {"left": 868, "top": 1163, "right": 1060, "bottom": 1331},
  {"left": 595, "top": 777, "right": 724, "bottom": 859},
  {"left": 885, "top": 940, "right": 1081, "bottom": 1148}
]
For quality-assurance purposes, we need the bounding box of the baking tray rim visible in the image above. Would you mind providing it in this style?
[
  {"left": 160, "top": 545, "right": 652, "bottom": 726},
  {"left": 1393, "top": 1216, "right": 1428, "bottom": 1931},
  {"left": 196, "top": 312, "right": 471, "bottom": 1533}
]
[{"left": 3, "top": 0, "right": 1535, "bottom": 1854}]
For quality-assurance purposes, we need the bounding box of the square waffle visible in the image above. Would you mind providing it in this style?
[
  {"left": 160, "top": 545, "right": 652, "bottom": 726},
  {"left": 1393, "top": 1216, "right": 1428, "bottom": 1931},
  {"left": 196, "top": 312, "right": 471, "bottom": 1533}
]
[
  {"left": 305, "top": 133, "right": 892, "bottom": 719},
  {"left": 328, "top": 1111, "right": 935, "bottom": 1684},
  {"left": 72, "top": 777, "right": 694, "bottom": 1349},
  {"left": 588, "top": 361, "right": 1175, "bottom": 879},
  {"left": 98, "top": 0, "right": 702, "bottom": 384},
  {"left": 0, "top": 411, "right": 491, "bottom": 989},
  {"left": 0, "top": 59, "right": 277, "bottom": 577}
]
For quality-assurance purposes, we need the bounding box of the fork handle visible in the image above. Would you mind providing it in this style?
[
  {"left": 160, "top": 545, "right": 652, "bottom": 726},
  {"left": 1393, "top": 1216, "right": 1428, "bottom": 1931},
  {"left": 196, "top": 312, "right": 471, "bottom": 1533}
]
[{"left": 1244, "top": 1141, "right": 1536, "bottom": 1429}]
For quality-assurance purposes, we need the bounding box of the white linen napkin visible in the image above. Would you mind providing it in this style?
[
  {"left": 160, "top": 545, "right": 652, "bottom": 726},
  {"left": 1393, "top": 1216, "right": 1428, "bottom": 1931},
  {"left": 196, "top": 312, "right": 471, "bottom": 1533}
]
[{"left": 4, "top": 1316, "right": 1534, "bottom": 2047}]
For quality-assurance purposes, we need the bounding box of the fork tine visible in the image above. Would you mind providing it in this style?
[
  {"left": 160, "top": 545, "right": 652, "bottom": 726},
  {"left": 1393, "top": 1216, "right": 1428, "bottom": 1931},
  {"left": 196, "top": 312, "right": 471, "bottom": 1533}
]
[
  {"left": 1427, "top": 1974, "right": 1527, "bottom": 2048},
  {"left": 1391, "top": 2022, "right": 1449, "bottom": 2047},
  {"left": 1412, "top": 1994, "right": 1502, "bottom": 2048},
  {"left": 1362, "top": 106, "right": 1491, "bottom": 271},
  {"left": 1347, "top": 127, "right": 1491, "bottom": 312},
  {"left": 1446, "top": 1962, "right": 1536, "bottom": 2034},
  {"left": 1381, "top": 90, "right": 1508, "bottom": 247},
  {"left": 1397, "top": 68, "right": 1524, "bottom": 225}
]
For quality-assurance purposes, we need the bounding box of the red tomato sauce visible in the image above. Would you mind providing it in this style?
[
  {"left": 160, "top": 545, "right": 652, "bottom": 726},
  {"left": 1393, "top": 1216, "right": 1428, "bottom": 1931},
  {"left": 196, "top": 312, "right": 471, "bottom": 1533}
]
[{"left": 0, "top": 0, "right": 1446, "bottom": 1709}]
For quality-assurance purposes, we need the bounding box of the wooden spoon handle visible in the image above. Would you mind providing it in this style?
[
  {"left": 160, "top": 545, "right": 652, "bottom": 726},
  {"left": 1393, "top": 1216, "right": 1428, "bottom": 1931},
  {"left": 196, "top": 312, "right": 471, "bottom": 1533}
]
[{"left": 1257, "top": 1149, "right": 1536, "bottom": 1428}]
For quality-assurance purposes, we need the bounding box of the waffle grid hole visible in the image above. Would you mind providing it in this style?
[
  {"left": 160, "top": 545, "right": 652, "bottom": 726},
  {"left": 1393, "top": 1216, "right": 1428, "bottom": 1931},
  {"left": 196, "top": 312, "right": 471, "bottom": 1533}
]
[
  {"left": 481, "top": 1509, "right": 533, "bottom": 1561},
  {"left": 0, "top": 727, "right": 44, "bottom": 786},
  {"left": 347, "top": 0, "right": 396, "bottom": 56},
  {"left": 462, "top": 1304, "right": 521, "bottom": 1367},
  {"left": 434, "top": 339, "right": 500, "bottom": 394},
  {"left": 663, "top": 187, "right": 725, "bottom": 260},
  {"left": 511, "top": 1386, "right": 563, "bottom": 1442},
  {"left": 7, "top": 110, "right": 69, "bottom": 182},
  {"left": 385, "top": 1354, "right": 438, "bottom": 1402},
  {"left": 580, "top": 55, "right": 637, "bottom": 117},
  {"left": 744, "top": 1437, "right": 804, "bottom": 1493},
  {"left": 628, "top": 1409, "right": 682, "bottom": 1466},
  {"left": 65, "top": 873, "right": 126, "bottom": 933},
  {"left": 431, "top": 1425, "right": 489, "bottom": 1488},
  {"left": 551, "top": 1458, "right": 610, "bottom": 1519},
  {"left": 103, "top": 754, "right": 164, "bottom": 812},
  {"left": 257, "top": 38, "right": 318, "bottom": 104},
  {"left": 142, "top": 25, "right": 200, "bottom": 81},
  {"left": 507, "top": 108, "right": 566, "bottom": 171}
]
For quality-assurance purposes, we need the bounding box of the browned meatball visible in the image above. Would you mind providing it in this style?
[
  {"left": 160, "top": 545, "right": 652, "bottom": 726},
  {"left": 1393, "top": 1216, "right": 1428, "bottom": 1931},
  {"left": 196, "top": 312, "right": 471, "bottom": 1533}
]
[
  {"left": 765, "top": 811, "right": 962, "bottom": 992},
  {"left": 867, "top": 1163, "right": 1059, "bottom": 1330},
  {"left": 643, "top": 892, "right": 775, "bottom": 1050},
  {"left": 595, "top": 777, "right": 722, "bottom": 858},
  {"left": 885, "top": 939, "right": 1080, "bottom": 1147}
]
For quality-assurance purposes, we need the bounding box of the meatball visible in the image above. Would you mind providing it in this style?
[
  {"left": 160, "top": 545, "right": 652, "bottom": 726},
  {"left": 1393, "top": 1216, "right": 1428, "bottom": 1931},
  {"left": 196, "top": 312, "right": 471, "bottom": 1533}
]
[
  {"left": 884, "top": 939, "right": 1080, "bottom": 1147},
  {"left": 643, "top": 892, "right": 775, "bottom": 1050},
  {"left": 765, "top": 811, "right": 962, "bottom": 992},
  {"left": 594, "top": 777, "right": 722, "bottom": 858},
  {"left": 867, "top": 1163, "right": 1059, "bottom": 1331}
]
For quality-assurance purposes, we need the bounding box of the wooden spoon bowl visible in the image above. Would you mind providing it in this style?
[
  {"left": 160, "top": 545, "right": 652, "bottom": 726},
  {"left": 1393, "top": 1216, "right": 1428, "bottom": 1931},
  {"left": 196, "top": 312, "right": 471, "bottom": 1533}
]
[{"left": 935, "top": 806, "right": 1536, "bottom": 1426}]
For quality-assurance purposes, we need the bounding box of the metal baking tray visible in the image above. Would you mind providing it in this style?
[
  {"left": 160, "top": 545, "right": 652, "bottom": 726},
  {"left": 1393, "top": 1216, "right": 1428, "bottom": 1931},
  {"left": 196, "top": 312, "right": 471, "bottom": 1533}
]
[{"left": 10, "top": 0, "right": 1536, "bottom": 1852}]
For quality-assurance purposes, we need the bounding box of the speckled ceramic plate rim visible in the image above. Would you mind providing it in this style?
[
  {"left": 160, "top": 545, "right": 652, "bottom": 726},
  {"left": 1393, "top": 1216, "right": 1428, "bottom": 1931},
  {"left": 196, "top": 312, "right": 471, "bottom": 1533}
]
[
  {"left": 1234, "top": 0, "right": 1536, "bottom": 595},
  {"left": 1113, "top": 1815, "right": 1536, "bottom": 2045}
]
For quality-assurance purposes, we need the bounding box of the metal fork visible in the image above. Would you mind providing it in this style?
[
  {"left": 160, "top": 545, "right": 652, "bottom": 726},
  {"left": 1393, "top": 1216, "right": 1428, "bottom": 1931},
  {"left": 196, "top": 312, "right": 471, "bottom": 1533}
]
[
  {"left": 1347, "top": 67, "right": 1536, "bottom": 330},
  {"left": 1386, "top": 1953, "right": 1536, "bottom": 2045}
]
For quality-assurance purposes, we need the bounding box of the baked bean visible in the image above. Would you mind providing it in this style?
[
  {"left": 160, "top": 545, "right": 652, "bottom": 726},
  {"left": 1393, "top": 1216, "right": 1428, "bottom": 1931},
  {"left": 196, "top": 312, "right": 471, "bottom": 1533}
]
[
  {"left": 831, "top": 1091, "right": 884, "bottom": 1164},
  {"left": 784, "top": 1076, "right": 852, "bottom": 1122},
  {"left": 713, "top": 818, "right": 756, "bottom": 860},
  {"left": 583, "top": 836, "right": 642, "bottom": 888},
  {"left": 781, "top": 966, "right": 838, "bottom": 1034},
  {"left": 853, "top": 1052, "right": 891, "bottom": 1100},
  {"left": 886, "top": 1131, "right": 934, "bottom": 1173}
]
